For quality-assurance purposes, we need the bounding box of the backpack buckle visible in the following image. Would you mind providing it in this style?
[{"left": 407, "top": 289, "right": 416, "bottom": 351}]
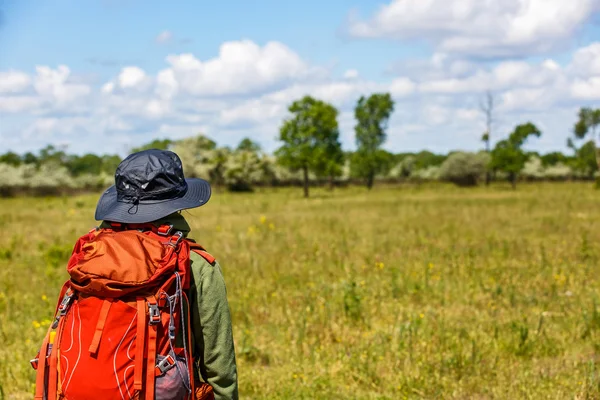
[
  {"left": 53, "top": 290, "right": 74, "bottom": 329},
  {"left": 148, "top": 303, "right": 161, "bottom": 325},
  {"left": 30, "top": 358, "right": 39, "bottom": 370},
  {"left": 155, "top": 355, "right": 176, "bottom": 376},
  {"left": 167, "top": 231, "right": 184, "bottom": 248},
  {"left": 157, "top": 225, "right": 174, "bottom": 236}
]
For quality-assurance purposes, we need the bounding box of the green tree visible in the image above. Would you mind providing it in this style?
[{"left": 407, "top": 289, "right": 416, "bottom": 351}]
[
  {"left": 0, "top": 152, "right": 22, "bottom": 166},
  {"left": 236, "top": 138, "right": 262, "bottom": 153},
  {"left": 352, "top": 93, "right": 395, "bottom": 189},
  {"left": 490, "top": 122, "right": 542, "bottom": 189},
  {"left": 131, "top": 139, "right": 174, "bottom": 153},
  {"left": 100, "top": 155, "right": 123, "bottom": 175},
  {"left": 540, "top": 151, "right": 569, "bottom": 167},
  {"left": 276, "top": 96, "right": 342, "bottom": 198},
  {"left": 22, "top": 152, "right": 39, "bottom": 165},
  {"left": 66, "top": 154, "right": 103, "bottom": 176},
  {"left": 572, "top": 107, "right": 600, "bottom": 185},
  {"left": 568, "top": 139, "right": 597, "bottom": 179},
  {"left": 412, "top": 151, "right": 447, "bottom": 170},
  {"left": 38, "top": 145, "right": 68, "bottom": 166}
]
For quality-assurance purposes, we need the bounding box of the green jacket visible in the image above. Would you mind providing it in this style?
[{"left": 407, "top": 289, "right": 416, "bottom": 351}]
[{"left": 101, "top": 213, "right": 238, "bottom": 400}]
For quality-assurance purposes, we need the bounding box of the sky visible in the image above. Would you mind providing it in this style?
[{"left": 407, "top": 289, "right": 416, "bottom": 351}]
[{"left": 1, "top": 0, "right": 600, "bottom": 156}]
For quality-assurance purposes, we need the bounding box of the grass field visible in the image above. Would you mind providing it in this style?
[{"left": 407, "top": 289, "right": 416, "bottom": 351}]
[{"left": 2, "top": 183, "right": 600, "bottom": 399}]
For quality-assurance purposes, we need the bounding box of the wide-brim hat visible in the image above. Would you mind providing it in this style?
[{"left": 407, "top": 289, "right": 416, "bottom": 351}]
[{"left": 95, "top": 149, "right": 211, "bottom": 223}]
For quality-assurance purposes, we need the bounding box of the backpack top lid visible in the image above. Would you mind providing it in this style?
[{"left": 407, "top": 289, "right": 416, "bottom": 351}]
[{"left": 67, "top": 227, "right": 191, "bottom": 298}]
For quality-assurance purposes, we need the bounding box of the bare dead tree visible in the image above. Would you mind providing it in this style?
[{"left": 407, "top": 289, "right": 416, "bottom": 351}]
[{"left": 480, "top": 90, "right": 495, "bottom": 185}]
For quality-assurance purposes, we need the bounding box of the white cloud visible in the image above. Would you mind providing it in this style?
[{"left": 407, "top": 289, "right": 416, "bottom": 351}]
[
  {"left": 162, "top": 40, "right": 316, "bottom": 96},
  {"left": 4, "top": 38, "right": 600, "bottom": 155},
  {"left": 390, "top": 78, "right": 417, "bottom": 96},
  {"left": 0, "top": 70, "right": 31, "bottom": 93},
  {"left": 347, "top": 0, "right": 600, "bottom": 58},
  {"left": 34, "top": 65, "right": 91, "bottom": 105},
  {"left": 156, "top": 30, "right": 173, "bottom": 44},
  {"left": 571, "top": 77, "right": 600, "bottom": 99},
  {"left": 101, "top": 82, "right": 115, "bottom": 94},
  {"left": 117, "top": 66, "right": 148, "bottom": 89},
  {"left": 344, "top": 69, "right": 359, "bottom": 79},
  {"left": 569, "top": 42, "right": 600, "bottom": 77},
  {"left": 0, "top": 96, "right": 40, "bottom": 113}
]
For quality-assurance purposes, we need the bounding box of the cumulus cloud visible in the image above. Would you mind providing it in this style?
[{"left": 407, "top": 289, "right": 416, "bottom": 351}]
[
  {"left": 3, "top": 38, "right": 600, "bottom": 154},
  {"left": 0, "top": 70, "right": 31, "bottom": 93},
  {"left": 346, "top": 0, "right": 600, "bottom": 58},
  {"left": 160, "top": 40, "right": 319, "bottom": 96},
  {"left": 156, "top": 30, "right": 173, "bottom": 44},
  {"left": 344, "top": 69, "right": 359, "bottom": 79},
  {"left": 0, "top": 65, "right": 91, "bottom": 113}
]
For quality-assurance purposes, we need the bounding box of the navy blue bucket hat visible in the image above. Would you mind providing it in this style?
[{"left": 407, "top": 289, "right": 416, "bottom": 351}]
[{"left": 95, "top": 149, "right": 211, "bottom": 223}]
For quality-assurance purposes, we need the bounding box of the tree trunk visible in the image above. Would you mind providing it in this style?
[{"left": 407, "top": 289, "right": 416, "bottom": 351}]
[
  {"left": 485, "top": 140, "right": 491, "bottom": 186},
  {"left": 328, "top": 175, "right": 334, "bottom": 191},
  {"left": 303, "top": 165, "right": 309, "bottom": 198},
  {"left": 595, "top": 138, "right": 600, "bottom": 189},
  {"left": 366, "top": 171, "right": 375, "bottom": 190},
  {"left": 509, "top": 172, "right": 517, "bottom": 190}
]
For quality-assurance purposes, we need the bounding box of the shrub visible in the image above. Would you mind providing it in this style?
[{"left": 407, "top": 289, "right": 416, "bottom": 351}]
[{"left": 439, "top": 152, "right": 489, "bottom": 186}]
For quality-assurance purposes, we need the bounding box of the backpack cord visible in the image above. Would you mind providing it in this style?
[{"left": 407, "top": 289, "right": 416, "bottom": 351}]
[{"left": 167, "top": 271, "right": 192, "bottom": 394}]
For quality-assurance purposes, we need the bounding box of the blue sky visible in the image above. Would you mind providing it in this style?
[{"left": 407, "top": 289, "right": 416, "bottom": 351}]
[{"left": 1, "top": 0, "right": 600, "bottom": 156}]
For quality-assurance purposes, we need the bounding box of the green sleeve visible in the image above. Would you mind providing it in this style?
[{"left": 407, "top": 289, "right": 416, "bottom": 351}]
[{"left": 189, "top": 252, "right": 239, "bottom": 400}]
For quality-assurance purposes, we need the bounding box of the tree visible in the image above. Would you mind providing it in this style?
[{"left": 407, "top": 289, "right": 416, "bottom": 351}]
[
  {"left": 131, "top": 139, "right": 174, "bottom": 153},
  {"left": 352, "top": 93, "right": 395, "bottom": 189},
  {"left": 572, "top": 107, "right": 600, "bottom": 186},
  {"left": 276, "top": 96, "right": 342, "bottom": 198},
  {"left": 236, "top": 138, "right": 262, "bottom": 153},
  {"left": 480, "top": 91, "right": 496, "bottom": 185},
  {"left": 22, "top": 152, "right": 39, "bottom": 165},
  {"left": 568, "top": 139, "right": 597, "bottom": 179},
  {"left": 66, "top": 154, "right": 103, "bottom": 176},
  {"left": 540, "top": 151, "right": 569, "bottom": 167},
  {"left": 38, "top": 145, "right": 68, "bottom": 166},
  {"left": 0, "top": 151, "right": 22, "bottom": 166},
  {"left": 490, "top": 122, "right": 542, "bottom": 189},
  {"left": 224, "top": 149, "right": 264, "bottom": 192},
  {"left": 171, "top": 134, "right": 220, "bottom": 181}
]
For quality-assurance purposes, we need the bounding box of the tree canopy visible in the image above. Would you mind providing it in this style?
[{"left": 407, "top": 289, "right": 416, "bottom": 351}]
[
  {"left": 276, "top": 95, "right": 343, "bottom": 197},
  {"left": 352, "top": 93, "right": 395, "bottom": 189},
  {"left": 491, "top": 122, "right": 542, "bottom": 188}
]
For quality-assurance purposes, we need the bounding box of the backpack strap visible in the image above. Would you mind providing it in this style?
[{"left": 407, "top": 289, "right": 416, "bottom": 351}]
[
  {"left": 108, "top": 222, "right": 176, "bottom": 236},
  {"left": 145, "top": 295, "right": 159, "bottom": 400},
  {"left": 134, "top": 298, "right": 146, "bottom": 391},
  {"left": 188, "top": 242, "right": 216, "bottom": 265}
]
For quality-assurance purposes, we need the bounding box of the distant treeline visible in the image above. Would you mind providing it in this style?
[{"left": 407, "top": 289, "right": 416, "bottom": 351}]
[
  {"left": 0, "top": 135, "right": 595, "bottom": 197},
  {"left": 1, "top": 94, "right": 599, "bottom": 197}
]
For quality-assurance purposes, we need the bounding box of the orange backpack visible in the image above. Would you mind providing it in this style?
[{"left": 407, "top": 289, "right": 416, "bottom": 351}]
[{"left": 32, "top": 224, "right": 215, "bottom": 400}]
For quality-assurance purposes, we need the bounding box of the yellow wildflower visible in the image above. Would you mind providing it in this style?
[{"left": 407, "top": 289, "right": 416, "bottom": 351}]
[
  {"left": 32, "top": 321, "right": 41, "bottom": 329},
  {"left": 268, "top": 223, "right": 275, "bottom": 230},
  {"left": 260, "top": 215, "right": 267, "bottom": 224}
]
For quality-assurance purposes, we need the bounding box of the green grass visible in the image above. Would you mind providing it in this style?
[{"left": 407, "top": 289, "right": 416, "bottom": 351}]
[{"left": 2, "top": 183, "right": 600, "bottom": 399}]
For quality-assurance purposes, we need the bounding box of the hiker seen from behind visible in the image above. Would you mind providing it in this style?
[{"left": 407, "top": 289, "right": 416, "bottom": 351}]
[{"left": 31, "top": 149, "right": 238, "bottom": 400}]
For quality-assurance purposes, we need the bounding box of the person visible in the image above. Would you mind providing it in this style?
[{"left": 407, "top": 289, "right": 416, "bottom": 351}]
[
  {"left": 33, "top": 149, "right": 238, "bottom": 400},
  {"left": 95, "top": 149, "right": 239, "bottom": 400}
]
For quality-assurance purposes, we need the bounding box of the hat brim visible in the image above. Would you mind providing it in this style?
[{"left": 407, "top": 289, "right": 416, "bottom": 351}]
[{"left": 94, "top": 178, "right": 211, "bottom": 223}]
